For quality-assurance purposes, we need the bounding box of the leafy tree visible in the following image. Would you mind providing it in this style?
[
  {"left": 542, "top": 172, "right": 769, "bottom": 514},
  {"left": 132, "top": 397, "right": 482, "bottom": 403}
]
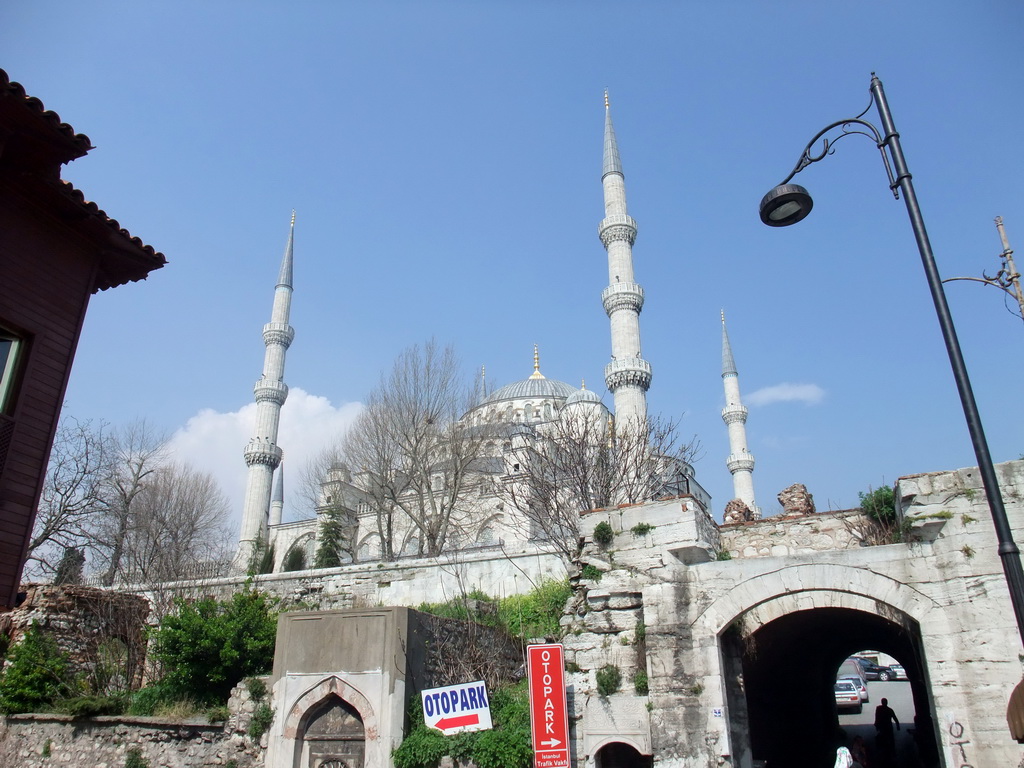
[
  {"left": 314, "top": 508, "right": 345, "bottom": 568},
  {"left": 0, "top": 623, "right": 73, "bottom": 714},
  {"left": 53, "top": 547, "right": 86, "bottom": 585},
  {"left": 859, "top": 485, "right": 896, "bottom": 525},
  {"left": 282, "top": 546, "right": 307, "bottom": 572},
  {"left": 152, "top": 588, "right": 277, "bottom": 704}
]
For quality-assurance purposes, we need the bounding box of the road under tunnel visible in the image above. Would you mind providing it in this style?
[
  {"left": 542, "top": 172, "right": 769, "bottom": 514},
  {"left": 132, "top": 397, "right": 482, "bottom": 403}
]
[{"left": 722, "top": 606, "right": 941, "bottom": 768}]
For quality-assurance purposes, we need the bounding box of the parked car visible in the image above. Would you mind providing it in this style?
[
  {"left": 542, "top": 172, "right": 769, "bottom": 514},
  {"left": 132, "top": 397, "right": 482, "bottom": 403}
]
[
  {"left": 889, "top": 663, "right": 907, "bottom": 680},
  {"left": 854, "top": 658, "right": 895, "bottom": 681},
  {"left": 840, "top": 675, "right": 869, "bottom": 702},
  {"left": 834, "top": 680, "right": 862, "bottom": 713}
]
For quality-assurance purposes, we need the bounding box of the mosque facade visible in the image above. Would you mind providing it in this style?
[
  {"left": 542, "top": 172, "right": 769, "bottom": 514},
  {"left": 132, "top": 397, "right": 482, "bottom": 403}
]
[{"left": 236, "top": 96, "right": 750, "bottom": 573}]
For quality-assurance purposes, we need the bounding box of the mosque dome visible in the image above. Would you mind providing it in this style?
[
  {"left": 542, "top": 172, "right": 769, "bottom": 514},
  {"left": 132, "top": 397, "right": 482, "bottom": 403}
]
[
  {"left": 563, "top": 384, "right": 604, "bottom": 407},
  {"left": 484, "top": 376, "right": 577, "bottom": 405}
]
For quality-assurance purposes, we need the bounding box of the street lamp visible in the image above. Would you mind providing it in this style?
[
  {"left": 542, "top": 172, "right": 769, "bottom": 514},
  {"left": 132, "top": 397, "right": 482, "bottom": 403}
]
[{"left": 760, "top": 73, "right": 1024, "bottom": 648}]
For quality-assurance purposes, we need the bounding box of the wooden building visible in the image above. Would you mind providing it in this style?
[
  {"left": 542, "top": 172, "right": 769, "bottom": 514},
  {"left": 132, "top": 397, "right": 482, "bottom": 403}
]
[{"left": 0, "top": 69, "right": 165, "bottom": 609}]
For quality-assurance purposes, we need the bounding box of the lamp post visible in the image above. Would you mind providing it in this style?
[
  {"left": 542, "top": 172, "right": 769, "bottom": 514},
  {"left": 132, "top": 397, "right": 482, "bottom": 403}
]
[{"left": 760, "top": 73, "right": 1024, "bottom": 648}]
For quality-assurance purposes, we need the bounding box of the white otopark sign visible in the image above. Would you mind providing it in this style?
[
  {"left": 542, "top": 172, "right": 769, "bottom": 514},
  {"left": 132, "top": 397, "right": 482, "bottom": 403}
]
[{"left": 421, "top": 680, "right": 493, "bottom": 735}]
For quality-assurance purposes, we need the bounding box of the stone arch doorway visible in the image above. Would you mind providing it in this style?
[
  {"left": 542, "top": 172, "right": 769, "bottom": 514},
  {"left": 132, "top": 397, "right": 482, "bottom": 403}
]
[
  {"left": 298, "top": 695, "right": 365, "bottom": 768},
  {"left": 720, "top": 605, "right": 940, "bottom": 768},
  {"left": 594, "top": 741, "right": 653, "bottom": 768}
]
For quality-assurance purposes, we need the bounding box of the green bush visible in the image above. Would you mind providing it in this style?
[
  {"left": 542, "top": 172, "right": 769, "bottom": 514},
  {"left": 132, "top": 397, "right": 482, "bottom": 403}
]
[
  {"left": 248, "top": 702, "right": 273, "bottom": 740},
  {"left": 125, "top": 747, "right": 149, "bottom": 768},
  {"left": 859, "top": 485, "right": 896, "bottom": 524},
  {"left": 0, "top": 622, "right": 73, "bottom": 714},
  {"left": 206, "top": 705, "right": 230, "bottom": 722},
  {"left": 630, "top": 522, "right": 655, "bottom": 537},
  {"left": 633, "top": 670, "right": 649, "bottom": 695},
  {"left": 596, "top": 664, "right": 621, "bottom": 697},
  {"left": 127, "top": 680, "right": 179, "bottom": 716},
  {"left": 497, "top": 579, "right": 571, "bottom": 639},
  {"left": 580, "top": 564, "right": 603, "bottom": 582},
  {"left": 593, "top": 521, "right": 614, "bottom": 547},
  {"left": 55, "top": 694, "right": 127, "bottom": 717},
  {"left": 393, "top": 682, "right": 532, "bottom": 768},
  {"left": 152, "top": 587, "right": 277, "bottom": 705}
]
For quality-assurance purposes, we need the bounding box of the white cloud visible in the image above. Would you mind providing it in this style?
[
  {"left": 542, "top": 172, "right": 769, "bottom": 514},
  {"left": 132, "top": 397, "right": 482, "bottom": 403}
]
[
  {"left": 164, "top": 388, "right": 363, "bottom": 534},
  {"left": 746, "top": 382, "right": 825, "bottom": 407}
]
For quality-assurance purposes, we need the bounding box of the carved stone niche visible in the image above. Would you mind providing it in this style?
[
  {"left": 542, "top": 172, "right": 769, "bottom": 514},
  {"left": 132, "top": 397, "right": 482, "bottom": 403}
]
[
  {"left": 723, "top": 499, "right": 753, "bottom": 524},
  {"left": 303, "top": 696, "right": 365, "bottom": 768},
  {"left": 777, "top": 484, "right": 816, "bottom": 516}
]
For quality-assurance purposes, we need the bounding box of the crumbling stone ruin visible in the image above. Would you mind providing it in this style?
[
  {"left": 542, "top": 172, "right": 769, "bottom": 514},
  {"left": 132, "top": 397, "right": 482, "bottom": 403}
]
[{"left": 777, "top": 483, "right": 815, "bottom": 516}]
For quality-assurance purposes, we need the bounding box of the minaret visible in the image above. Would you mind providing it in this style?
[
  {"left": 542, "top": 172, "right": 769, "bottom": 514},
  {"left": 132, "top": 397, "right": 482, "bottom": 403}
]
[
  {"left": 721, "top": 311, "right": 759, "bottom": 518},
  {"left": 600, "top": 91, "right": 651, "bottom": 425},
  {"left": 237, "top": 213, "right": 295, "bottom": 562},
  {"left": 268, "top": 464, "right": 285, "bottom": 528}
]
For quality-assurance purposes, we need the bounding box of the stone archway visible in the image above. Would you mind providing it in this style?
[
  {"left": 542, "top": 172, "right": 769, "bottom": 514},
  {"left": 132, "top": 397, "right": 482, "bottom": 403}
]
[
  {"left": 594, "top": 740, "right": 653, "bottom": 768},
  {"left": 691, "top": 564, "right": 945, "bottom": 768},
  {"left": 301, "top": 695, "right": 365, "bottom": 768}
]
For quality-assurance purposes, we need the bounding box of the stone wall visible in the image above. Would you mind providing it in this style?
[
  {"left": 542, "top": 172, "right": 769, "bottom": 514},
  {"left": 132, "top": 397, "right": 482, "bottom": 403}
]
[
  {"left": 719, "top": 507, "right": 867, "bottom": 559},
  {"left": 0, "top": 679, "right": 263, "bottom": 768},
  {"left": 0, "top": 585, "right": 149, "bottom": 689}
]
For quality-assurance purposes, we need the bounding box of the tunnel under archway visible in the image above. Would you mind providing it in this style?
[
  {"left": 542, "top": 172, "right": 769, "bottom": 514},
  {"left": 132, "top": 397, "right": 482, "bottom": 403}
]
[{"left": 721, "top": 606, "right": 940, "bottom": 768}]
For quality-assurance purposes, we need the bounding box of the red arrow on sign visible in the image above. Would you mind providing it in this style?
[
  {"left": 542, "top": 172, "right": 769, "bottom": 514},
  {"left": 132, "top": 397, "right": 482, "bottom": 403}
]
[{"left": 436, "top": 713, "right": 480, "bottom": 730}]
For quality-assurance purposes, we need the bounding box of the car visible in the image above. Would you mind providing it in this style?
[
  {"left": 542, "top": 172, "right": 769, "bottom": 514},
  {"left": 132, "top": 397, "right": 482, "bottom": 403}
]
[
  {"left": 840, "top": 675, "right": 869, "bottom": 702},
  {"left": 889, "top": 663, "right": 906, "bottom": 680},
  {"left": 834, "top": 680, "right": 862, "bottom": 713},
  {"left": 855, "top": 659, "right": 895, "bottom": 681}
]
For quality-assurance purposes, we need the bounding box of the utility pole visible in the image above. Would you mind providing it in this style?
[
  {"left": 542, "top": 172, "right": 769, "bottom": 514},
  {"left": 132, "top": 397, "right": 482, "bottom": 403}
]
[{"left": 943, "top": 216, "right": 1024, "bottom": 324}]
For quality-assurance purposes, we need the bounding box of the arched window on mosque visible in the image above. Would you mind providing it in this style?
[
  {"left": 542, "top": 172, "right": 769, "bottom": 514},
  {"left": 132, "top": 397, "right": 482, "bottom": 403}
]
[
  {"left": 524, "top": 403, "right": 533, "bottom": 421},
  {"left": 543, "top": 402, "right": 552, "bottom": 420}
]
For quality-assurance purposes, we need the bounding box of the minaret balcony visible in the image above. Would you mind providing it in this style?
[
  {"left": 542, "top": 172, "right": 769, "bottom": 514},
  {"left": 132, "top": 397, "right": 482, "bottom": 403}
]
[
  {"left": 602, "top": 282, "right": 645, "bottom": 316},
  {"left": 244, "top": 439, "right": 283, "bottom": 468},
  {"left": 604, "top": 357, "right": 652, "bottom": 391},
  {"left": 254, "top": 378, "right": 289, "bottom": 405},
  {"left": 598, "top": 214, "right": 638, "bottom": 247},
  {"left": 722, "top": 404, "right": 749, "bottom": 424},
  {"left": 727, "top": 452, "right": 756, "bottom": 474},
  {"left": 263, "top": 322, "right": 295, "bottom": 348}
]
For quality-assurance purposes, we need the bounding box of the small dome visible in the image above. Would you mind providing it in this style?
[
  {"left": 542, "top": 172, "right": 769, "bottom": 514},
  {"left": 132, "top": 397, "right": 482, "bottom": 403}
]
[{"left": 564, "top": 387, "right": 603, "bottom": 406}]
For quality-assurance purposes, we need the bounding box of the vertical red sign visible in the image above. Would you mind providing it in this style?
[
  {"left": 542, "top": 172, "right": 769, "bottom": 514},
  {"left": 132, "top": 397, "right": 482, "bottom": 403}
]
[{"left": 527, "top": 643, "right": 570, "bottom": 768}]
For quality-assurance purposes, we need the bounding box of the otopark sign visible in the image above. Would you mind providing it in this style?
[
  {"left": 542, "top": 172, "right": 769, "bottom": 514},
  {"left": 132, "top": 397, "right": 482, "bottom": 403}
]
[
  {"left": 421, "top": 680, "right": 493, "bottom": 735},
  {"left": 527, "top": 643, "right": 571, "bottom": 768}
]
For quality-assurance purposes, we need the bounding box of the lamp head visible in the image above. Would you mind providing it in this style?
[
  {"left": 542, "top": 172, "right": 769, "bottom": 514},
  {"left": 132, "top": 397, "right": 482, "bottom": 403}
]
[{"left": 759, "top": 183, "right": 813, "bottom": 227}]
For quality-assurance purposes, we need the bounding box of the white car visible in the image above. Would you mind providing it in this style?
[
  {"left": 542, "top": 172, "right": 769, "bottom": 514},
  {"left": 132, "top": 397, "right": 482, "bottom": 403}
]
[
  {"left": 889, "top": 663, "right": 907, "bottom": 680},
  {"left": 840, "top": 675, "right": 869, "bottom": 702},
  {"left": 834, "top": 680, "right": 862, "bottom": 713}
]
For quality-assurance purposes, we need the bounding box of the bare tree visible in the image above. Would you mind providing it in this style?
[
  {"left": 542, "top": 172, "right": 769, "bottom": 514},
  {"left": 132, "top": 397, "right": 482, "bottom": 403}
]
[
  {"left": 340, "top": 341, "right": 487, "bottom": 558},
  {"left": 115, "top": 463, "right": 233, "bottom": 583},
  {"left": 26, "top": 416, "right": 110, "bottom": 577},
  {"left": 498, "top": 412, "right": 701, "bottom": 562},
  {"left": 87, "top": 420, "right": 168, "bottom": 586}
]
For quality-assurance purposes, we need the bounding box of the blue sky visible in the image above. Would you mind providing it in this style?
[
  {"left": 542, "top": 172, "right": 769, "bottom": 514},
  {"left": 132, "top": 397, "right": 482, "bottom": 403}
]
[{"left": 6, "top": 1, "right": 1024, "bottom": 530}]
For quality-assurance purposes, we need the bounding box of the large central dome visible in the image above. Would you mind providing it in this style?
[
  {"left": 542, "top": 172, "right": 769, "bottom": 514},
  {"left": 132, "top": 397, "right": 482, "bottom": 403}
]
[{"left": 483, "top": 375, "right": 577, "bottom": 405}]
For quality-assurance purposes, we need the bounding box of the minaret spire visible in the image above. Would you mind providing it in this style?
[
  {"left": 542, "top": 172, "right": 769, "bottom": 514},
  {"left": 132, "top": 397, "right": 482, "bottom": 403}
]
[
  {"left": 269, "top": 463, "right": 285, "bottom": 528},
  {"left": 721, "top": 311, "right": 759, "bottom": 518},
  {"left": 599, "top": 92, "right": 650, "bottom": 425},
  {"left": 237, "top": 213, "right": 296, "bottom": 566}
]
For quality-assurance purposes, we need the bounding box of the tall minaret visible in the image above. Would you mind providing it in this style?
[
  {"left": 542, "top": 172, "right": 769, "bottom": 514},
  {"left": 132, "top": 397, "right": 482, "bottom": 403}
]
[
  {"left": 268, "top": 464, "right": 285, "bottom": 528},
  {"left": 600, "top": 91, "right": 650, "bottom": 425},
  {"left": 721, "top": 311, "right": 759, "bottom": 518},
  {"left": 238, "top": 213, "right": 295, "bottom": 561}
]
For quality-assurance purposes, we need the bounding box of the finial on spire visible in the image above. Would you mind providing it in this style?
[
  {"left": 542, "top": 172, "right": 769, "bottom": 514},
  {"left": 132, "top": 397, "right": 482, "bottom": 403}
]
[
  {"left": 604, "top": 89, "right": 609, "bottom": 109},
  {"left": 721, "top": 311, "right": 738, "bottom": 377},
  {"left": 529, "top": 344, "right": 545, "bottom": 379},
  {"left": 290, "top": 209, "right": 296, "bottom": 226},
  {"left": 581, "top": 378, "right": 587, "bottom": 390}
]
